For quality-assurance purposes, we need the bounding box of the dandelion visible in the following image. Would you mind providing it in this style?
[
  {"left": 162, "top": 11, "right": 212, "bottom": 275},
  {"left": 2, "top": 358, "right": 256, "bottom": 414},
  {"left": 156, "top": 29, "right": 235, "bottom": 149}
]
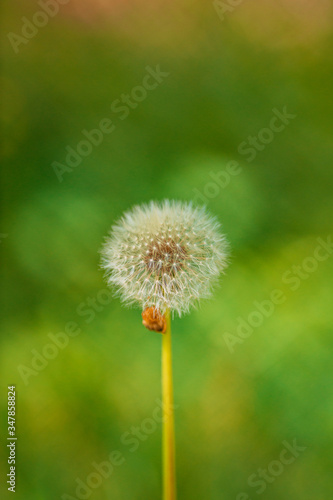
[
  {"left": 101, "top": 200, "right": 228, "bottom": 316},
  {"left": 100, "top": 200, "right": 229, "bottom": 500}
]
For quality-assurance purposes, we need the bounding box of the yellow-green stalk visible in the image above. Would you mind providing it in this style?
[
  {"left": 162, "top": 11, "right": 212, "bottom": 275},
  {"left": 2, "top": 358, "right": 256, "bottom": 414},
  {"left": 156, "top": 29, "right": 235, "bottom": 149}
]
[{"left": 162, "top": 310, "right": 176, "bottom": 500}]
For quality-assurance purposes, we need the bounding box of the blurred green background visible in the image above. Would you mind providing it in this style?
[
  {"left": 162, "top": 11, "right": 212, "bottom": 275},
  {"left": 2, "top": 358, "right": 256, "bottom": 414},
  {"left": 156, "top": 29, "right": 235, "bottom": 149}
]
[{"left": 1, "top": 1, "right": 333, "bottom": 499}]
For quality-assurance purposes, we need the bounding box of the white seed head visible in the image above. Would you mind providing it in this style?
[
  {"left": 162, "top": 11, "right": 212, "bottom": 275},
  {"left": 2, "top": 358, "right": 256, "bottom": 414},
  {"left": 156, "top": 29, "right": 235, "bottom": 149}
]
[{"left": 100, "top": 200, "right": 229, "bottom": 316}]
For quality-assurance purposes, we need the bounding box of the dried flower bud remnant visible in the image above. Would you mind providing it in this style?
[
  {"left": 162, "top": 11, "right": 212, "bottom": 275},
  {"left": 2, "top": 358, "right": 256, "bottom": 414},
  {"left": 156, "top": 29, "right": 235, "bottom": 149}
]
[
  {"left": 101, "top": 200, "right": 229, "bottom": 316},
  {"left": 142, "top": 307, "right": 167, "bottom": 333}
]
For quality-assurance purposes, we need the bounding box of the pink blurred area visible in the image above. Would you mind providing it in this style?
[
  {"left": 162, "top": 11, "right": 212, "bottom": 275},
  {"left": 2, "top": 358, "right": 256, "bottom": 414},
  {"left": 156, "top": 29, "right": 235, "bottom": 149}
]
[{"left": 6, "top": 0, "right": 333, "bottom": 50}]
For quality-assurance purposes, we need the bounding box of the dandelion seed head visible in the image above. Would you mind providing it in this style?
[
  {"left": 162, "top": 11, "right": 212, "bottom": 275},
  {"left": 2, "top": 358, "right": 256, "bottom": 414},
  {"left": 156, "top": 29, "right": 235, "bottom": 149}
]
[{"left": 100, "top": 200, "right": 229, "bottom": 316}]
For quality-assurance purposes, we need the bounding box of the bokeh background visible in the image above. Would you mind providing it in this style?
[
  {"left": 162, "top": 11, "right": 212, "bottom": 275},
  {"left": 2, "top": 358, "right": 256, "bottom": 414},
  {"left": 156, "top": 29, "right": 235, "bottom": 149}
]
[{"left": 1, "top": 1, "right": 333, "bottom": 499}]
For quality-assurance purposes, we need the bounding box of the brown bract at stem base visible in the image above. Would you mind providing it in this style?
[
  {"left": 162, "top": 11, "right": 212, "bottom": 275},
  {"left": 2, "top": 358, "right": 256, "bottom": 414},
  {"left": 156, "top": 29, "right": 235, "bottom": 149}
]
[{"left": 142, "top": 306, "right": 167, "bottom": 334}]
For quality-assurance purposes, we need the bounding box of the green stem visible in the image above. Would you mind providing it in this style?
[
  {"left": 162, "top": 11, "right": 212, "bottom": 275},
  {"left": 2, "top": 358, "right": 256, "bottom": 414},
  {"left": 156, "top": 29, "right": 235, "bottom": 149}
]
[{"left": 162, "top": 310, "right": 176, "bottom": 500}]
